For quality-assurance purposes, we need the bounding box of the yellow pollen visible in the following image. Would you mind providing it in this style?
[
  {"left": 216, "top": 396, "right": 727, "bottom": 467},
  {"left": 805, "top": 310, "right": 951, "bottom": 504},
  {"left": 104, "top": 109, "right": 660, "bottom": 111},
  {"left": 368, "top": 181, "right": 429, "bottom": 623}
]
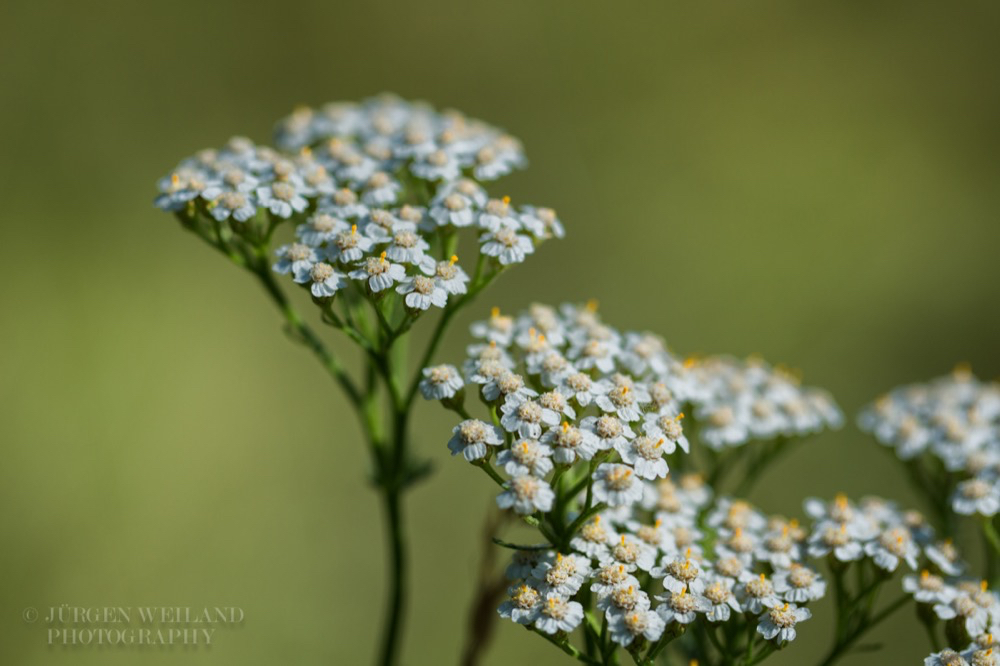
[
  {"left": 621, "top": 535, "right": 626, "bottom": 546},
  {"left": 594, "top": 515, "right": 601, "bottom": 525},
  {"left": 585, "top": 299, "right": 599, "bottom": 312},
  {"left": 835, "top": 493, "right": 848, "bottom": 508},
  {"left": 690, "top": 661, "right": 699, "bottom": 666},
  {"left": 677, "top": 412, "right": 685, "bottom": 420},
  {"left": 684, "top": 357, "right": 696, "bottom": 369},
  {"left": 782, "top": 526, "right": 789, "bottom": 537},
  {"left": 839, "top": 524, "right": 847, "bottom": 534},
  {"left": 759, "top": 574, "right": 766, "bottom": 582},
  {"left": 781, "top": 603, "right": 789, "bottom": 611},
  {"left": 522, "top": 441, "right": 529, "bottom": 453},
  {"left": 562, "top": 421, "right": 569, "bottom": 432},
  {"left": 556, "top": 553, "right": 563, "bottom": 562},
  {"left": 655, "top": 518, "right": 663, "bottom": 528},
  {"left": 538, "top": 334, "right": 546, "bottom": 343},
  {"left": 789, "top": 519, "right": 799, "bottom": 529},
  {"left": 621, "top": 386, "right": 630, "bottom": 395},
  {"left": 491, "top": 306, "right": 500, "bottom": 317},
  {"left": 170, "top": 173, "right": 180, "bottom": 185},
  {"left": 682, "top": 559, "right": 690, "bottom": 570},
  {"left": 680, "top": 585, "right": 687, "bottom": 596},
  {"left": 449, "top": 254, "right": 458, "bottom": 265},
  {"left": 656, "top": 438, "right": 665, "bottom": 448},
  {"left": 502, "top": 195, "right": 511, "bottom": 206},
  {"left": 617, "top": 563, "right": 623, "bottom": 573},
  {"left": 896, "top": 535, "right": 904, "bottom": 545},
  {"left": 379, "top": 251, "right": 387, "bottom": 262},
  {"left": 489, "top": 340, "right": 497, "bottom": 348},
  {"left": 627, "top": 585, "right": 634, "bottom": 594},
  {"left": 982, "top": 580, "right": 990, "bottom": 592},
  {"left": 529, "top": 327, "right": 537, "bottom": 338},
  {"left": 734, "top": 527, "right": 743, "bottom": 537},
  {"left": 300, "top": 146, "right": 312, "bottom": 157},
  {"left": 921, "top": 569, "right": 930, "bottom": 579},
  {"left": 350, "top": 224, "right": 357, "bottom": 233},
  {"left": 685, "top": 548, "right": 692, "bottom": 558},
  {"left": 548, "top": 597, "right": 557, "bottom": 608}
]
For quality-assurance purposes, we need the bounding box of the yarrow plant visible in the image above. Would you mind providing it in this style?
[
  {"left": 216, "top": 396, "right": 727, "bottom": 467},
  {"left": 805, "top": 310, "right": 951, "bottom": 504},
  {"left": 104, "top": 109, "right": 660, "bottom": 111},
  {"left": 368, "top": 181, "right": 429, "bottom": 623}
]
[
  {"left": 155, "top": 94, "right": 562, "bottom": 666},
  {"left": 159, "top": 94, "right": 996, "bottom": 666},
  {"left": 423, "top": 303, "right": 1000, "bottom": 665}
]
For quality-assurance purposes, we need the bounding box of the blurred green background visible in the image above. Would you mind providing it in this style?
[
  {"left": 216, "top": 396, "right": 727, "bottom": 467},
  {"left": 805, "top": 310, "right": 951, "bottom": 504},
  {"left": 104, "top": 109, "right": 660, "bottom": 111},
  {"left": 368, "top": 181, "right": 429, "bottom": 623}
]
[{"left": 2, "top": 0, "right": 999, "bottom": 664}]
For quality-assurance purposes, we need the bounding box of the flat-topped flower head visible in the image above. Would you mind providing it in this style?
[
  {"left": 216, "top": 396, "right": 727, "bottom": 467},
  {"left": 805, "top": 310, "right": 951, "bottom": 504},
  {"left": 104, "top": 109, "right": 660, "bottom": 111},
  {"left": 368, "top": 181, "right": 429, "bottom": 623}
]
[
  {"left": 952, "top": 478, "right": 1000, "bottom": 517},
  {"left": 422, "top": 255, "right": 469, "bottom": 295},
  {"left": 532, "top": 553, "right": 591, "bottom": 597}
]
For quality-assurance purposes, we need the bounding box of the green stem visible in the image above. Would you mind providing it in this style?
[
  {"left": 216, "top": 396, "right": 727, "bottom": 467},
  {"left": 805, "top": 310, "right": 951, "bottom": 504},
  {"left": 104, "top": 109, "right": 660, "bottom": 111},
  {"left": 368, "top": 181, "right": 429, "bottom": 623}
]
[{"left": 817, "top": 594, "right": 910, "bottom": 666}]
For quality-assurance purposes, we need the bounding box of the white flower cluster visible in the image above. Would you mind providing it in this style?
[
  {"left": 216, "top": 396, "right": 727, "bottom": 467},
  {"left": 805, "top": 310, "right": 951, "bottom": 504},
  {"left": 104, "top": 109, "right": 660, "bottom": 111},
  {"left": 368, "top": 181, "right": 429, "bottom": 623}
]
[
  {"left": 859, "top": 367, "right": 1000, "bottom": 517},
  {"left": 902, "top": 535, "right": 1000, "bottom": 640},
  {"left": 499, "top": 486, "right": 828, "bottom": 647},
  {"left": 680, "top": 356, "right": 843, "bottom": 451},
  {"left": 155, "top": 95, "right": 563, "bottom": 305},
  {"left": 273, "top": 94, "right": 527, "bottom": 182},
  {"left": 421, "top": 303, "right": 867, "bottom": 654},
  {"left": 924, "top": 635, "right": 1000, "bottom": 666}
]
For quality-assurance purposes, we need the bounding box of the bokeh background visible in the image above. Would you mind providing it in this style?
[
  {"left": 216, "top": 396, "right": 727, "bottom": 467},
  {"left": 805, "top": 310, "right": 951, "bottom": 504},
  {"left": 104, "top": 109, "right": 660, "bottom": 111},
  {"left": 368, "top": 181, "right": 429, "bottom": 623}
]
[{"left": 2, "top": 0, "right": 999, "bottom": 664}]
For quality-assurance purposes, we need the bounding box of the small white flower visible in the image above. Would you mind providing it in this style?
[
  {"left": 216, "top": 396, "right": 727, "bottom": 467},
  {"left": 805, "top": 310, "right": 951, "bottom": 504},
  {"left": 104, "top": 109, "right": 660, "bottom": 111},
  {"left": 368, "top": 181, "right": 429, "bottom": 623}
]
[
  {"left": 421, "top": 255, "right": 469, "bottom": 295},
  {"left": 497, "top": 475, "right": 555, "bottom": 515},
  {"left": 349, "top": 252, "right": 407, "bottom": 292},
  {"left": 500, "top": 394, "right": 560, "bottom": 439},
  {"left": 447, "top": 419, "right": 503, "bottom": 461},
  {"left": 480, "top": 223, "right": 534, "bottom": 265},
  {"left": 326, "top": 224, "right": 375, "bottom": 264},
  {"left": 864, "top": 526, "right": 919, "bottom": 572},
  {"left": 615, "top": 435, "right": 670, "bottom": 480},
  {"left": 384, "top": 229, "right": 430, "bottom": 265},
  {"left": 739, "top": 574, "right": 781, "bottom": 614},
  {"left": 702, "top": 576, "right": 743, "bottom": 622},
  {"left": 596, "top": 582, "right": 651, "bottom": 620},
  {"left": 273, "top": 242, "right": 318, "bottom": 275},
  {"left": 561, "top": 372, "right": 609, "bottom": 407},
  {"left": 293, "top": 261, "right": 345, "bottom": 298},
  {"left": 534, "top": 594, "right": 584, "bottom": 635},
  {"left": 540, "top": 421, "right": 601, "bottom": 465},
  {"left": 531, "top": 553, "right": 591, "bottom": 597},
  {"left": 655, "top": 586, "right": 710, "bottom": 625},
  {"left": 256, "top": 180, "right": 308, "bottom": 218},
  {"left": 581, "top": 414, "right": 635, "bottom": 452},
  {"left": 599, "top": 534, "right": 657, "bottom": 573},
  {"left": 903, "top": 570, "right": 956, "bottom": 605},
  {"left": 608, "top": 608, "right": 665, "bottom": 647},
  {"left": 498, "top": 583, "right": 542, "bottom": 625},
  {"left": 396, "top": 275, "right": 448, "bottom": 310},
  {"left": 572, "top": 517, "right": 613, "bottom": 559},
  {"left": 419, "top": 364, "right": 464, "bottom": 401},
  {"left": 757, "top": 602, "right": 811, "bottom": 644},
  {"left": 592, "top": 463, "right": 644, "bottom": 507},
  {"left": 952, "top": 477, "right": 1000, "bottom": 517},
  {"left": 642, "top": 412, "right": 690, "bottom": 454},
  {"left": 296, "top": 213, "right": 348, "bottom": 246},
  {"left": 478, "top": 197, "right": 520, "bottom": 232},
  {"left": 496, "top": 439, "right": 554, "bottom": 478},
  {"left": 772, "top": 564, "right": 826, "bottom": 603}
]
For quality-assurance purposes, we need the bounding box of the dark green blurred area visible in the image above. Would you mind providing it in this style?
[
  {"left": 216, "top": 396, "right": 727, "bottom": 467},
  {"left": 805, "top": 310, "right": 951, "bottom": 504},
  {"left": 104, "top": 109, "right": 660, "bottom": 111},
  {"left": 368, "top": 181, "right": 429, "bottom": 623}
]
[{"left": 2, "top": 0, "right": 999, "bottom": 664}]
